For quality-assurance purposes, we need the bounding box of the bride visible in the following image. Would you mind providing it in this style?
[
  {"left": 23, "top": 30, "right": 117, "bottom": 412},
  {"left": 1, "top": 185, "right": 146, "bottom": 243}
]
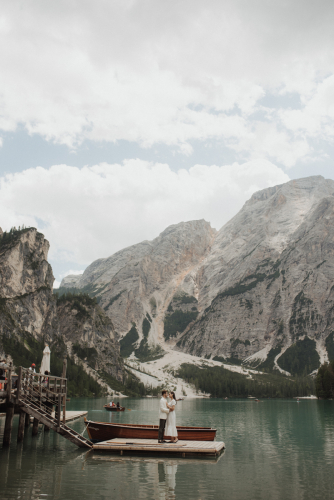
[{"left": 165, "top": 391, "right": 178, "bottom": 443}]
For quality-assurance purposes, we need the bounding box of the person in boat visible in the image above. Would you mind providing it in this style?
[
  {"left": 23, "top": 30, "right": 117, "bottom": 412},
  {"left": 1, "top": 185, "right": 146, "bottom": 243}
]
[
  {"left": 109, "top": 401, "right": 115, "bottom": 407},
  {"left": 165, "top": 391, "right": 178, "bottom": 443},
  {"left": 158, "top": 389, "right": 174, "bottom": 443},
  {"left": 116, "top": 402, "right": 120, "bottom": 409}
]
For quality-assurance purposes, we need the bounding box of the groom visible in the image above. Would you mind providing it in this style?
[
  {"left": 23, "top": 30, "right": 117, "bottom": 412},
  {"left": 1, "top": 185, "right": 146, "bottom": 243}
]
[{"left": 158, "top": 389, "right": 174, "bottom": 443}]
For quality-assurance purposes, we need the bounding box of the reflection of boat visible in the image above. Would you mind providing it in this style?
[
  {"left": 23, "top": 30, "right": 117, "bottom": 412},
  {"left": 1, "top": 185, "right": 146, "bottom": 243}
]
[
  {"left": 103, "top": 405, "right": 125, "bottom": 412},
  {"left": 85, "top": 419, "right": 217, "bottom": 442}
]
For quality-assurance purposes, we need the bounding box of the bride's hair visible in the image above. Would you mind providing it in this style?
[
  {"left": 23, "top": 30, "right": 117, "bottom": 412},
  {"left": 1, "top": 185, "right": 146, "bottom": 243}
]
[{"left": 170, "top": 391, "right": 176, "bottom": 403}]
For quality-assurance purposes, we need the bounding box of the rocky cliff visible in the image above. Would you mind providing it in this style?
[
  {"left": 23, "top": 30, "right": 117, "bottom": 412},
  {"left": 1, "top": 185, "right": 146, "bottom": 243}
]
[
  {"left": 60, "top": 176, "right": 334, "bottom": 375},
  {"left": 0, "top": 227, "right": 123, "bottom": 386},
  {"left": 56, "top": 293, "right": 123, "bottom": 381},
  {"left": 178, "top": 176, "right": 334, "bottom": 374},
  {"left": 0, "top": 227, "right": 58, "bottom": 349},
  {"left": 61, "top": 220, "right": 216, "bottom": 356}
]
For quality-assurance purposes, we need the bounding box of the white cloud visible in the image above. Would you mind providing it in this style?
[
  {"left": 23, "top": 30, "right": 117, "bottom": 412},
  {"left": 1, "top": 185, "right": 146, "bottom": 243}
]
[
  {"left": 0, "top": 160, "right": 289, "bottom": 272},
  {"left": 0, "top": 1, "right": 334, "bottom": 166}
]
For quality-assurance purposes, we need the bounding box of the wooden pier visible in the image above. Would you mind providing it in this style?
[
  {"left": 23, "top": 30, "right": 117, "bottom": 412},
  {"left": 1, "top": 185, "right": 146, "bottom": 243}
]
[
  {"left": 0, "top": 362, "right": 92, "bottom": 449},
  {"left": 93, "top": 438, "right": 225, "bottom": 457}
]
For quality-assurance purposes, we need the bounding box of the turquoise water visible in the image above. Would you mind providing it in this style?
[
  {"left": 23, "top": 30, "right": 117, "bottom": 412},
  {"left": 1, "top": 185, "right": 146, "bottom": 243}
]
[{"left": 1, "top": 398, "right": 334, "bottom": 499}]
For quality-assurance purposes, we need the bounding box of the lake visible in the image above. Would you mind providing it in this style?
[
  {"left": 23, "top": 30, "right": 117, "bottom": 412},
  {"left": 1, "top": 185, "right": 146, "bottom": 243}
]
[{"left": 1, "top": 397, "right": 334, "bottom": 500}]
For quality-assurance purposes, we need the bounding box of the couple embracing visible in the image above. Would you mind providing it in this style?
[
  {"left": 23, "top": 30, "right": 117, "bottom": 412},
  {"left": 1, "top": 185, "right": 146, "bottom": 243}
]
[{"left": 158, "top": 389, "right": 178, "bottom": 443}]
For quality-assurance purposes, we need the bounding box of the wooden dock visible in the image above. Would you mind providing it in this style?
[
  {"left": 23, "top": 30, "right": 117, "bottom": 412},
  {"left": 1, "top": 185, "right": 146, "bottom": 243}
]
[
  {"left": 1, "top": 363, "right": 92, "bottom": 448},
  {"left": 50, "top": 410, "right": 88, "bottom": 422},
  {"left": 1, "top": 410, "right": 88, "bottom": 422},
  {"left": 93, "top": 438, "right": 225, "bottom": 457}
]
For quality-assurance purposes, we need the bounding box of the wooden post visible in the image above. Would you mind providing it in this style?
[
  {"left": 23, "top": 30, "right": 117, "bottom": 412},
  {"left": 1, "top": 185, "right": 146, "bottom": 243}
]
[
  {"left": 6, "top": 362, "right": 12, "bottom": 403},
  {"left": 25, "top": 412, "right": 30, "bottom": 427},
  {"left": 3, "top": 404, "right": 14, "bottom": 446},
  {"left": 44, "top": 424, "right": 50, "bottom": 432},
  {"left": 32, "top": 417, "right": 39, "bottom": 436},
  {"left": 57, "top": 394, "right": 61, "bottom": 428},
  {"left": 39, "top": 373, "right": 42, "bottom": 407},
  {"left": 16, "top": 366, "right": 22, "bottom": 403},
  {"left": 62, "top": 358, "right": 67, "bottom": 424},
  {"left": 17, "top": 410, "right": 25, "bottom": 442}
]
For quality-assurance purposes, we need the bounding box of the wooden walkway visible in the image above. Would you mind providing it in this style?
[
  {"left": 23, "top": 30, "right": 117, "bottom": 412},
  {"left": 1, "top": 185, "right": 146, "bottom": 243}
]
[
  {"left": 93, "top": 438, "right": 225, "bottom": 457},
  {"left": 50, "top": 410, "right": 88, "bottom": 422}
]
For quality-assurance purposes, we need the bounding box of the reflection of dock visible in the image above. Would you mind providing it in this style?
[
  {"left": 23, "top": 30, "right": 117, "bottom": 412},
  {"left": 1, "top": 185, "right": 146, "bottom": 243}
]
[
  {"left": 93, "top": 438, "right": 225, "bottom": 457},
  {"left": 91, "top": 450, "right": 225, "bottom": 464}
]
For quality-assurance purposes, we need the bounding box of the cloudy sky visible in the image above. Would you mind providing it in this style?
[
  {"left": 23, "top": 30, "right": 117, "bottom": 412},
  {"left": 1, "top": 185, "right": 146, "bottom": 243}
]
[{"left": 1, "top": 1, "right": 334, "bottom": 286}]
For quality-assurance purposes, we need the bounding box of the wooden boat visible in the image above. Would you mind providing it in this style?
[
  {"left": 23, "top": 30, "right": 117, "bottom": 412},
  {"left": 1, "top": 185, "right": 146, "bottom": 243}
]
[
  {"left": 104, "top": 404, "right": 125, "bottom": 412},
  {"left": 84, "top": 418, "right": 216, "bottom": 442}
]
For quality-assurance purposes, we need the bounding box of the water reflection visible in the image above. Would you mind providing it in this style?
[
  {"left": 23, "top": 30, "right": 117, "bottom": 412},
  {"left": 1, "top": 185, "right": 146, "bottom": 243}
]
[
  {"left": 90, "top": 454, "right": 223, "bottom": 500},
  {"left": 2, "top": 398, "right": 334, "bottom": 500}
]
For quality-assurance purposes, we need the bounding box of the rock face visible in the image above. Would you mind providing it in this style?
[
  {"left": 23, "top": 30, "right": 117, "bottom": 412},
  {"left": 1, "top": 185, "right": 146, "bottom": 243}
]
[
  {"left": 56, "top": 295, "right": 123, "bottom": 380},
  {"left": 0, "top": 227, "right": 124, "bottom": 384},
  {"left": 177, "top": 176, "right": 334, "bottom": 373},
  {"left": 0, "top": 228, "right": 58, "bottom": 345},
  {"left": 60, "top": 220, "right": 216, "bottom": 352},
  {"left": 60, "top": 176, "right": 334, "bottom": 374}
]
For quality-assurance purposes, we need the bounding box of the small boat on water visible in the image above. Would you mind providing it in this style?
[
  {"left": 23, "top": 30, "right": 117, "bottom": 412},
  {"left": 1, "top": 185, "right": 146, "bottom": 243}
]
[
  {"left": 104, "top": 404, "right": 125, "bottom": 412},
  {"left": 84, "top": 419, "right": 216, "bottom": 442}
]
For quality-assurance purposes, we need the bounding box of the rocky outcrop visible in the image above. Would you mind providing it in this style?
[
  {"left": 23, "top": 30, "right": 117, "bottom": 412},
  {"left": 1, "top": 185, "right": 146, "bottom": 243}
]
[
  {"left": 0, "top": 228, "right": 58, "bottom": 344},
  {"left": 56, "top": 295, "right": 123, "bottom": 380}
]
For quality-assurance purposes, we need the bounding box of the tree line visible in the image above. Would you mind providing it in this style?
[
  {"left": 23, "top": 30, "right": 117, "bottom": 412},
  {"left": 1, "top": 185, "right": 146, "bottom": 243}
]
[
  {"left": 177, "top": 363, "right": 315, "bottom": 398},
  {"left": 316, "top": 359, "right": 334, "bottom": 399}
]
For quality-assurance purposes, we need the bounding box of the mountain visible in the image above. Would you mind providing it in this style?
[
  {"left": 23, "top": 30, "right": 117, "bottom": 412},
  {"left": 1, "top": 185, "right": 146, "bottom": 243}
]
[
  {"left": 177, "top": 176, "right": 334, "bottom": 375},
  {"left": 60, "top": 176, "right": 334, "bottom": 375},
  {"left": 60, "top": 220, "right": 216, "bottom": 353},
  {"left": 0, "top": 227, "right": 124, "bottom": 392}
]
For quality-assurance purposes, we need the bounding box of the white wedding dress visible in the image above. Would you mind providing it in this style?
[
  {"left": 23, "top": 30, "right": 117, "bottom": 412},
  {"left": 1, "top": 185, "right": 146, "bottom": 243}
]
[{"left": 165, "top": 399, "right": 178, "bottom": 437}]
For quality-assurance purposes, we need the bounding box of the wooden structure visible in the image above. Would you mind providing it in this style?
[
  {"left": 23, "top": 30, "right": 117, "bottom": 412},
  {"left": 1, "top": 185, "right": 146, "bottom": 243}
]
[
  {"left": 85, "top": 419, "right": 217, "bottom": 443},
  {"left": 1, "top": 363, "right": 92, "bottom": 449},
  {"left": 93, "top": 438, "right": 225, "bottom": 457}
]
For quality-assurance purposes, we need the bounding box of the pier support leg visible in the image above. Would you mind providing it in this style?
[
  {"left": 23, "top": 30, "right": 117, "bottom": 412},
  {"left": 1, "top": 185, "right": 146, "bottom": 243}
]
[
  {"left": 25, "top": 412, "right": 30, "bottom": 427},
  {"left": 32, "top": 417, "right": 39, "bottom": 436},
  {"left": 17, "top": 411, "right": 25, "bottom": 442},
  {"left": 3, "top": 404, "right": 14, "bottom": 446},
  {"left": 44, "top": 424, "right": 50, "bottom": 432}
]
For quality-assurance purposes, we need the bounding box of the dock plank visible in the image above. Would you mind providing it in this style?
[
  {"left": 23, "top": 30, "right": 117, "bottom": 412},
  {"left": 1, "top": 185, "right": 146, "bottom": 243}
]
[{"left": 93, "top": 438, "right": 225, "bottom": 457}]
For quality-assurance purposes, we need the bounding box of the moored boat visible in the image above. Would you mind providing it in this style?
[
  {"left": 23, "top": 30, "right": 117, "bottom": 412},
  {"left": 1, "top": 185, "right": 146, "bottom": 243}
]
[
  {"left": 104, "top": 404, "right": 125, "bottom": 412},
  {"left": 84, "top": 418, "right": 216, "bottom": 442}
]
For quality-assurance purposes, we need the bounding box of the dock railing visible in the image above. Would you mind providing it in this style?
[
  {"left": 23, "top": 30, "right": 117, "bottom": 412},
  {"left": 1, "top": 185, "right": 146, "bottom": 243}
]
[
  {"left": 17, "top": 366, "right": 68, "bottom": 424},
  {"left": 2, "top": 364, "right": 68, "bottom": 424}
]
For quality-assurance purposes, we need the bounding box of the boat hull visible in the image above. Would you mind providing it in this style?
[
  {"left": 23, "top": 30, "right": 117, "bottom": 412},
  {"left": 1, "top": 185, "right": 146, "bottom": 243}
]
[
  {"left": 85, "top": 420, "right": 216, "bottom": 442},
  {"left": 104, "top": 405, "right": 125, "bottom": 412}
]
